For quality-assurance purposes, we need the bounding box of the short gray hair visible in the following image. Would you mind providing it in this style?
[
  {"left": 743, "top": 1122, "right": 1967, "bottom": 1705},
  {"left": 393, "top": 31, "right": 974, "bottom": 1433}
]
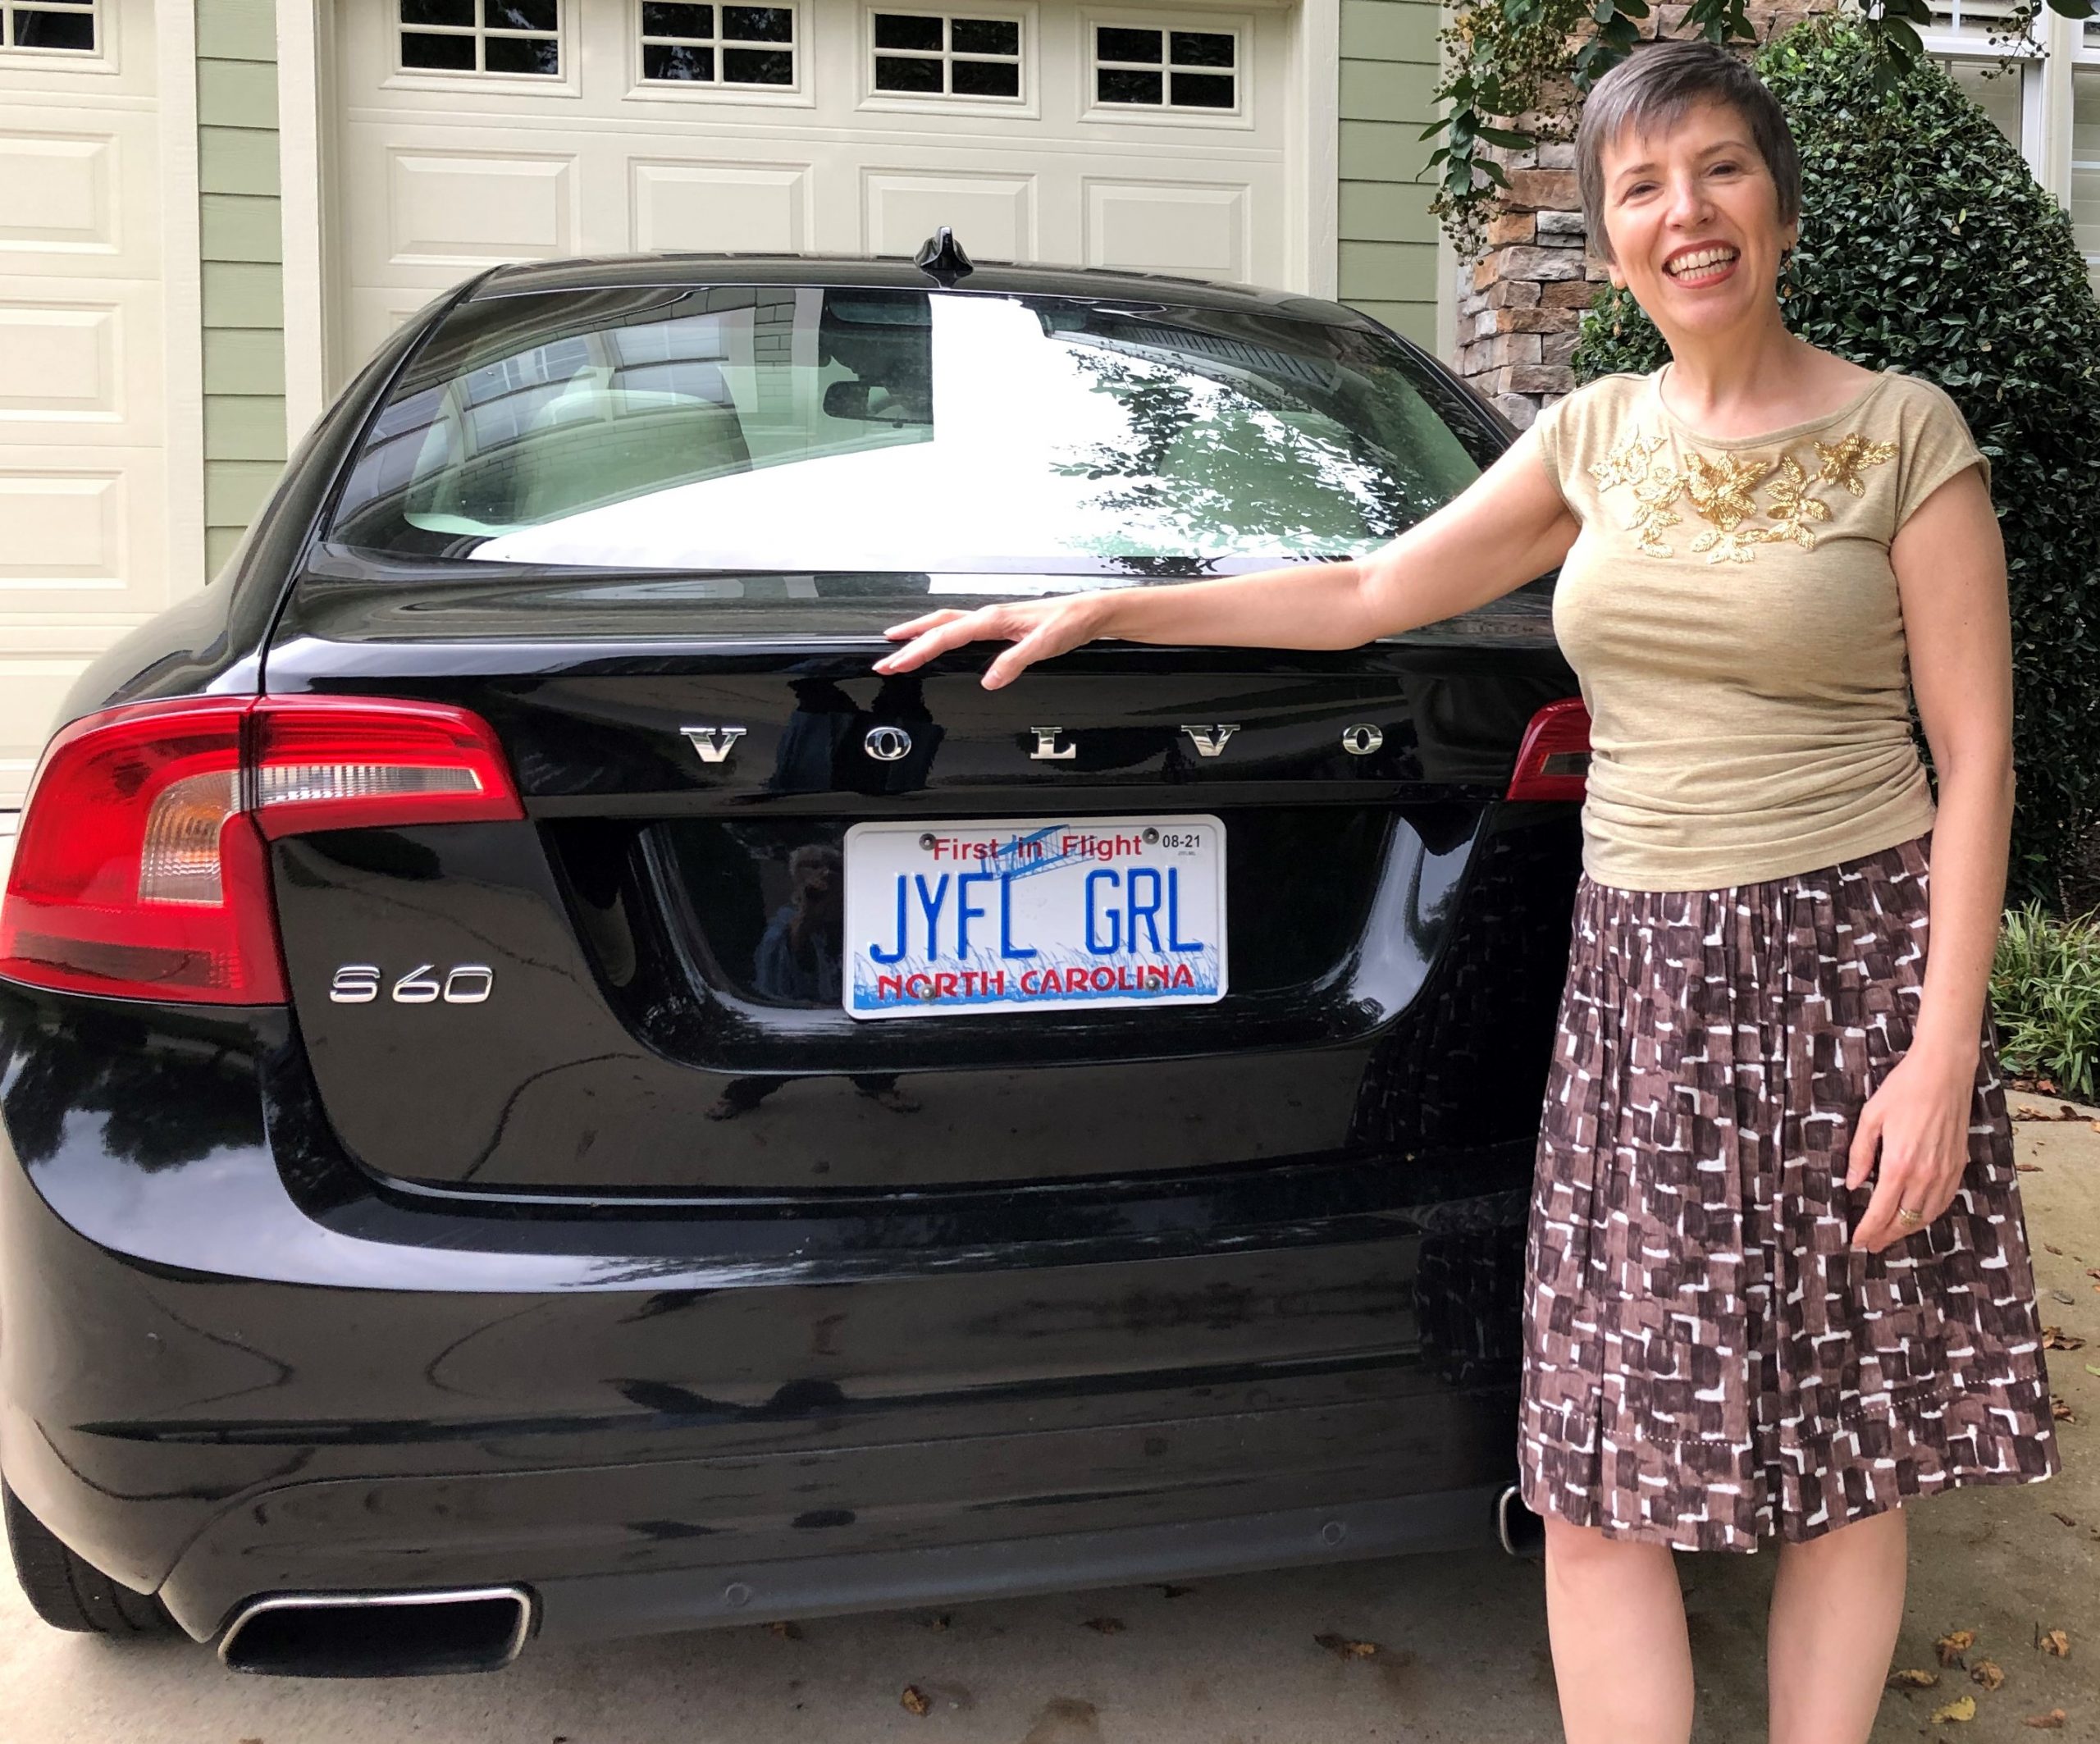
[{"left": 1575, "top": 40, "right": 1801, "bottom": 265}]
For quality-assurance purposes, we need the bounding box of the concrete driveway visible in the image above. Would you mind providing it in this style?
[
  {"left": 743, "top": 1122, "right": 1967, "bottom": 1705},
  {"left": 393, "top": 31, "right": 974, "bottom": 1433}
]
[{"left": 4, "top": 1091, "right": 2094, "bottom": 1743}]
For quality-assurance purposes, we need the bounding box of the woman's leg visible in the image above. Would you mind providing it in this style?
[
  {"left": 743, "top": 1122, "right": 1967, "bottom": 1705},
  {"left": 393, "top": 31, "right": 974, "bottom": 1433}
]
[
  {"left": 1766, "top": 1505, "right": 1907, "bottom": 1744},
  {"left": 1542, "top": 1513, "right": 1696, "bottom": 1744}
]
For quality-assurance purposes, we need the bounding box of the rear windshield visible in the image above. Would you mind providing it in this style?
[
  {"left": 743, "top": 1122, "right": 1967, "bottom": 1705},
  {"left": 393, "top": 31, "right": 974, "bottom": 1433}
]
[{"left": 326, "top": 285, "right": 1497, "bottom": 580}]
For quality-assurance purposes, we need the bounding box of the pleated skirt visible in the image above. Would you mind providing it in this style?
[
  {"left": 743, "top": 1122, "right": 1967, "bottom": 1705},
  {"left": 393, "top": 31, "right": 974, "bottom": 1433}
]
[{"left": 1517, "top": 830, "right": 2061, "bottom": 1552}]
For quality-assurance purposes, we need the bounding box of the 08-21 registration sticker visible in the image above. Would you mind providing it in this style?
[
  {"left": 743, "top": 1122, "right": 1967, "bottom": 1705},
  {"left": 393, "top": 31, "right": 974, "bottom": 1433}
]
[{"left": 841, "top": 815, "right": 1227, "bottom": 1020}]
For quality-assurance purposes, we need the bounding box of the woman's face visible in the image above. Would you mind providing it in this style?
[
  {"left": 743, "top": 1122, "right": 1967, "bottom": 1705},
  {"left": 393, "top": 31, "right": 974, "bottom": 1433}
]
[{"left": 1597, "top": 95, "right": 1795, "bottom": 339}]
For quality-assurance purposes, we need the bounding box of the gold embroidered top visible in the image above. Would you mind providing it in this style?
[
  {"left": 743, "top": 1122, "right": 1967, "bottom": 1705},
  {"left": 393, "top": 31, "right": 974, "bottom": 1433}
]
[{"left": 1523, "top": 363, "right": 1992, "bottom": 892}]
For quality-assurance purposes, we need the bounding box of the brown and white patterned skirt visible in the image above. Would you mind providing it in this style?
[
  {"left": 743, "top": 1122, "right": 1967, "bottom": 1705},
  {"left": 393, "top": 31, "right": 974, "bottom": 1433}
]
[{"left": 1518, "top": 830, "right": 2061, "bottom": 1552}]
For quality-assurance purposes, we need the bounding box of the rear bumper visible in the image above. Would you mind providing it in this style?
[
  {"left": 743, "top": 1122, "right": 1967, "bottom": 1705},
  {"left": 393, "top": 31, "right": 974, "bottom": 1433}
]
[
  {"left": 180, "top": 1475, "right": 1507, "bottom": 1650},
  {"left": 0, "top": 986, "right": 1529, "bottom": 1649}
]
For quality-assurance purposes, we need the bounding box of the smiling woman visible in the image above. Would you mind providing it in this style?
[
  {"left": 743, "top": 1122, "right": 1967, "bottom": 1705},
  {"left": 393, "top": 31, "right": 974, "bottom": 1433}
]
[{"left": 865, "top": 38, "right": 2060, "bottom": 1744}]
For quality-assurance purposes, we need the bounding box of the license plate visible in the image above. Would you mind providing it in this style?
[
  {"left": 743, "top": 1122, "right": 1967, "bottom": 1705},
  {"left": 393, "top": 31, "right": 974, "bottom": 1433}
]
[{"left": 842, "top": 815, "right": 1227, "bottom": 1020}]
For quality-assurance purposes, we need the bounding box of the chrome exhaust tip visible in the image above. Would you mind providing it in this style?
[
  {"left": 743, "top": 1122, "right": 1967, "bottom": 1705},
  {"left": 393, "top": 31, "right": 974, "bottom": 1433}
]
[
  {"left": 218, "top": 1586, "right": 534, "bottom": 1678},
  {"left": 1495, "top": 1485, "right": 1545, "bottom": 1558}
]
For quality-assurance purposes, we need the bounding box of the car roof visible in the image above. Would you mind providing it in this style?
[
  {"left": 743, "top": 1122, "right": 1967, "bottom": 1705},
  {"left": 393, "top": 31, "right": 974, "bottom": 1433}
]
[{"left": 469, "top": 251, "right": 1389, "bottom": 334}]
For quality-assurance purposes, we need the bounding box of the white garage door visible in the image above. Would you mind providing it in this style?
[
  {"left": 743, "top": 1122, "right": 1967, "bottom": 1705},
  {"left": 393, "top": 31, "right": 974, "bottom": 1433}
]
[
  {"left": 0, "top": 0, "right": 167, "bottom": 813},
  {"left": 333, "top": 0, "right": 1298, "bottom": 377}
]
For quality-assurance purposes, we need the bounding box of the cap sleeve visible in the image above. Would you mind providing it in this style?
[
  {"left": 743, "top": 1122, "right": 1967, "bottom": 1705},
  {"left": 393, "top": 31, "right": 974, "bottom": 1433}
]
[
  {"left": 1893, "top": 378, "right": 1992, "bottom": 533},
  {"left": 1522, "top": 387, "right": 1579, "bottom": 518}
]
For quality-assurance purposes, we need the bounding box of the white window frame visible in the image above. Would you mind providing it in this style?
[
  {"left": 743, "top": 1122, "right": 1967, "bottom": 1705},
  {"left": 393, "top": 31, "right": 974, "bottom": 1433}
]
[
  {"left": 1080, "top": 7, "right": 1250, "bottom": 130},
  {"left": 2067, "top": 36, "right": 2100, "bottom": 293},
  {"left": 625, "top": 0, "right": 810, "bottom": 107},
  {"left": 387, "top": 0, "right": 576, "bottom": 97},
  {"left": 860, "top": 3, "right": 1034, "bottom": 116},
  {"left": 0, "top": 0, "right": 111, "bottom": 71}
]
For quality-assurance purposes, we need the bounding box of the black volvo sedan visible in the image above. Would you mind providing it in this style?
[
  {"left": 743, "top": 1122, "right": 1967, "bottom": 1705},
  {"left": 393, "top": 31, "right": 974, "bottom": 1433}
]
[{"left": 0, "top": 236, "right": 1589, "bottom": 1676}]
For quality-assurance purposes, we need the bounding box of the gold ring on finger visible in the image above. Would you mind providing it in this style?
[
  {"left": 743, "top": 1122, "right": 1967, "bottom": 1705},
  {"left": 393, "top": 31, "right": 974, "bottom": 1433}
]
[{"left": 1896, "top": 1206, "right": 1925, "bottom": 1225}]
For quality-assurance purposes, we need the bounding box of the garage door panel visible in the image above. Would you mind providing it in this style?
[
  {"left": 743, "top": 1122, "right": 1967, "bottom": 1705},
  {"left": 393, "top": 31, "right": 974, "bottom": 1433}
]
[
  {"left": 0, "top": 449, "right": 163, "bottom": 599},
  {"left": 0, "top": 129, "right": 123, "bottom": 262},
  {"left": 632, "top": 160, "right": 810, "bottom": 252},
  {"left": 0, "top": 301, "right": 123, "bottom": 424},
  {"left": 1084, "top": 176, "right": 1248, "bottom": 277},
  {"left": 861, "top": 167, "right": 1036, "bottom": 262},
  {"left": 386, "top": 148, "right": 582, "bottom": 267},
  {"left": 0, "top": 285, "right": 161, "bottom": 437}
]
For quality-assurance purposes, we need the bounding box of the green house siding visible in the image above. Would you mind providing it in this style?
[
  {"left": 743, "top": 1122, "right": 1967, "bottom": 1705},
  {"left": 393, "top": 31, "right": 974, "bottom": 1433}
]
[
  {"left": 196, "top": 0, "right": 286, "bottom": 578},
  {"left": 1337, "top": 0, "right": 1441, "bottom": 350}
]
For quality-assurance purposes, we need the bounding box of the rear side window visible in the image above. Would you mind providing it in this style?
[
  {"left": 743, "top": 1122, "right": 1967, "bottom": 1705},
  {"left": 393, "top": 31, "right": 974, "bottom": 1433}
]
[{"left": 327, "top": 285, "right": 1493, "bottom": 581}]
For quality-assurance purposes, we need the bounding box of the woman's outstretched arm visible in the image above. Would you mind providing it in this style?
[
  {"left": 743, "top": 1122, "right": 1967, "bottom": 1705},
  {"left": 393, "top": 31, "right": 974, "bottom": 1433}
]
[{"left": 874, "top": 422, "right": 1582, "bottom": 689}]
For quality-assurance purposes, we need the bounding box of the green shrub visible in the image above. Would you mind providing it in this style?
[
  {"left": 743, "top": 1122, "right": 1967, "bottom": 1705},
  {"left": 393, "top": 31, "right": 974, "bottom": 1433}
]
[
  {"left": 1568, "top": 15, "right": 2100, "bottom": 915},
  {"left": 1992, "top": 902, "right": 2100, "bottom": 1103}
]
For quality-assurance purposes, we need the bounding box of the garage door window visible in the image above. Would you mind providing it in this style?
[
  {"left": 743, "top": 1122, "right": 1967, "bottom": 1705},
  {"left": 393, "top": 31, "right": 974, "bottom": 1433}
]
[
  {"left": 640, "top": 2, "right": 796, "bottom": 85},
  {"left": 871, "top": 11, "right": 1022, "bottom": 99},
  {"left": 1093, "top": 22, "right": 1236, "bottom": 111},
  {"left": 399, "top": 0, "right": 560, "bottom": 75},
  {"left": 2, "top": 0, "right": 96, "bottom": 53}
]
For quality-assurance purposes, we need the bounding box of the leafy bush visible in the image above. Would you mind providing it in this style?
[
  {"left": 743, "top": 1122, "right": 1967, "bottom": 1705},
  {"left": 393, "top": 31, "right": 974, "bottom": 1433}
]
[
  {"left": 1992, "top": 902, "right": 2100, "bottom": 1103},
  {"left": 1568, "top": 16, "right": 2100, "bottom": 914}
]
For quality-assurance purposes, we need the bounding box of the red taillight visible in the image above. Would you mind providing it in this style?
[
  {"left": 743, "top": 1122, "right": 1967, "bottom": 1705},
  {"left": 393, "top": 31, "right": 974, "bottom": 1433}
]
[
  {"left": 251, "top": 698, "right": 523, "bottom": 838},
  {"left": 1507, "top": 697, "right": 1592, "bottom": 802},
  {"left": 0, "top": 695, "right": 523, "bottom": 1006}
]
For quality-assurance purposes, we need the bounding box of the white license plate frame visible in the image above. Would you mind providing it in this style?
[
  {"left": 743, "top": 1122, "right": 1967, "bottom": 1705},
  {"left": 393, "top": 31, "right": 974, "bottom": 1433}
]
[{"left": 841, "top": 815, "right": 1227, "bottom": 1020}]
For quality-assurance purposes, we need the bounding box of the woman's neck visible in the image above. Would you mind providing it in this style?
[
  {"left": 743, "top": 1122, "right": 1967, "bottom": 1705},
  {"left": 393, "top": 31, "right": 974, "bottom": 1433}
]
[{"left": 1655, "top": 326, "right": 1856, "bottom": 436}]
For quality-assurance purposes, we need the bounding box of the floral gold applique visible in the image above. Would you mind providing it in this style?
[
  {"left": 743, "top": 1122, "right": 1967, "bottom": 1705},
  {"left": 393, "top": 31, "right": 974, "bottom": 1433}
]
[
  {"left": 1683, "top": 450, "right": 1778, "bottom": 563},
  {"left": 1814, "top": 432, "right": 1898, "bottom": 496},
  {"left": 1588, "top": 429, "right": 1669, "bottom": 492},
  {"left": 1756, "top": 452, "right": 1833, "bottom": 551},
  {"left": 1623, "top": 462, "right": 1688, "bottom": 559},
  {"left": 1588, "top": 418, "right": 1900, "bottom": 562}
]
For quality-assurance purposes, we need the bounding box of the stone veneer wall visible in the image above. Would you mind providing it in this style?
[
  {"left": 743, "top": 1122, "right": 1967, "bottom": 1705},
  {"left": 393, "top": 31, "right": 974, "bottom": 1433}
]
[{"left": 1450, "top": 0, "right": 1825, "bottom": 428}]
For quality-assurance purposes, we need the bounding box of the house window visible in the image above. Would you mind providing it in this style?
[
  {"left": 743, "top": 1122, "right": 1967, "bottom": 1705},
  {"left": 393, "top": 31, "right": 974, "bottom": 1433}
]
[
  {"left": 1942, "top": 57, "right": 2025, "bottom": 149},
  {"left": 640, "top": 3, "right": 795, "bottom": 86},
  {"left": 1093, "top": 23, "right": 1235, "bottom": 111},
  {"left": 400, "top": 0, "right": 560, "bottom": 76},
  {"left": 2, "top": 0, "right": 97, "bottom": 53},
  {"left": 871, "top": 11, "right": 1021, "bottom": 99},
  {"left": 1925, "top": 0, "right": 2026, "bottom": 39},
  {"left": 2073, "top": 68, "right": 2100, "bottom": 295}
]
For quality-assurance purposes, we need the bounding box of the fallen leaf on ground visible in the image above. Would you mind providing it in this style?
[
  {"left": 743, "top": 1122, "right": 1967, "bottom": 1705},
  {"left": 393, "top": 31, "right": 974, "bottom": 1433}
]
[
  {"left": 1890, "top": 1669, "right": 1942, "bottom": 1687},
  {"left": 1156, "top": 1583, "right": 1194, "bottom": 1598},
  {"left": 2052, "top": 1512, "right": 2079, "bottom": 1528},
  {"left": 2061, "top": 1104, "right": 2079, "bottom": 1118},
  {"left": 1314, "top": 1632, "right": 1380, "bottom": 1659},
  {"left": 1972, "top": 1660, "right": 2006, "bottom": 1691},
  {"left": 2019, "top": 1161, "right": 2044, "bottom": 1168},
  {"left": 2052, "top": 1397, "right": 2078, "bottom": 1423},
  {"left": 1938, "top": 1630, "right": 1978, "bottom": 1666},
  {"left": 2053, "top": 1290, "right": 2079, "bottom": 1306},
  {"left": 1932, "top": 1694, "right": 1978, "bottom": 1723},
  {"left": 2042, "top": 1326, "right": 2087, "bottom": 1351},
  {"left": 2048, "top": 1244, "right": 2066, "bottom": 1257},
  {"left": 2088, "top": 1364, "right": 2100, "bottom": 1378},
  {"left": 1081, "top": 1617, "right": 1125, "bottom": 1634},
  {"left": 2022, "top": 1710, "right": 2067, "bottom": 1729},
  {"left": 2038, "top": 1627, "right": 2071, "bottom": 1657},
  {"left": 766, "top": 1620, "right": 802, "bottom": 1640},
  {"left": 900, "top": 1685, "right": 931, "bottom": 1716}
]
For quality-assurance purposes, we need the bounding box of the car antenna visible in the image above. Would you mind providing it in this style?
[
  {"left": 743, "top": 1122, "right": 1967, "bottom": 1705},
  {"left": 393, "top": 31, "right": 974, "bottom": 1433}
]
[{"left": 914, "top": 226, "right": 974, "bottom": 287}]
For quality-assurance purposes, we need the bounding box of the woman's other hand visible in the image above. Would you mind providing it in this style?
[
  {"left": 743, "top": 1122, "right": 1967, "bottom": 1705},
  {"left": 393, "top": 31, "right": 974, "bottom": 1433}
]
[
  {"left": 1844, "top": 1039, "right": 1983, "bottom": 1253},
  {"left": 874, "top": 594, "right": 1113, "bottom": 690}
]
